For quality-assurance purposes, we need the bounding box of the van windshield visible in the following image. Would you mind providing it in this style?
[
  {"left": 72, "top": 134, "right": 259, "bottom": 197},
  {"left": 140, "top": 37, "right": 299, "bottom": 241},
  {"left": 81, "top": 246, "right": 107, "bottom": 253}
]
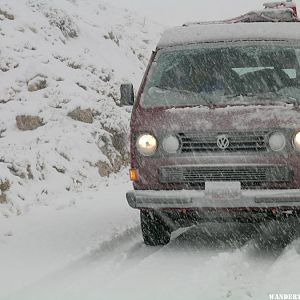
[{"left": 142, "top": 42, "right": 300, "bottom": 108}]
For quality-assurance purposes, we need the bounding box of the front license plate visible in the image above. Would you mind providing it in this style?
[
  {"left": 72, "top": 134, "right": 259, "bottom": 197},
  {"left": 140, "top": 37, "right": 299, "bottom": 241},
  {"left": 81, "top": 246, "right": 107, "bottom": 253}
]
[{"left": 205, "top": 182, "right": 241, "bottom": 202}]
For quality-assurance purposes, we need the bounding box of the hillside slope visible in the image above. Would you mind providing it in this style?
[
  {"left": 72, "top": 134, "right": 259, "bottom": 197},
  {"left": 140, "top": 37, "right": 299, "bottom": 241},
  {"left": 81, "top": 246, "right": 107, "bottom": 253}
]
[{"left": 0, "top": 0, "right": 163, "bottom": 216}]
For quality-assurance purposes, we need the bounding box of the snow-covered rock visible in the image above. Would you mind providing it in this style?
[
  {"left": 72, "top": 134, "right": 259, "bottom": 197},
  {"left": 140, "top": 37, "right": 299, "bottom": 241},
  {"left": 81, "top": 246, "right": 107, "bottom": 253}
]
[{"left": 0, "top": 0, "right": 163, "bottom": 216}]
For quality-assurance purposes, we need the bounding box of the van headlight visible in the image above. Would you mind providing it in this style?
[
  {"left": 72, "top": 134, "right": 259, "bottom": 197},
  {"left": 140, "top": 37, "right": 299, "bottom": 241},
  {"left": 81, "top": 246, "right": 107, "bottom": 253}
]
[
  {"left": 136, "top": 134, "right": 157, "bottom": 156},
  {"left": 163, "top": 135, "right": 180, "bottom": 153},
  {"left": 269, "top": 132, "right": 286, "bottom": 151},
  {"left": 293, "top": 131, "right": 300, "bottom": 151}
]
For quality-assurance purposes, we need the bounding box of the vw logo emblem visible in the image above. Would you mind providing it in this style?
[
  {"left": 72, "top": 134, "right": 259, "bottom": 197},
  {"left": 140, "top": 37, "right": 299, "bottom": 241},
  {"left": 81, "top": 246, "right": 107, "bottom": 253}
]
[{"left": 217, "top": 135, "right": 230, "bottom": 150}]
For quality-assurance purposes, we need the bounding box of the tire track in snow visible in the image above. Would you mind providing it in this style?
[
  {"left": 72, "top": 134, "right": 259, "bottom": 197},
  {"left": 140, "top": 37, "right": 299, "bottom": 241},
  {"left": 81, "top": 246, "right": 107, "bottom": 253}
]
[
  {"left": 97, "top": 223, "right": 264, "bottom": 300},
  {"left": 184, "top": 221, "right": 300, "bottom": 300},
  {"left": 5, "top": 222, "right": 300, "bottom": 300},
  {"left": 98, "top": 222, "right": 299, "bottom": 300}
]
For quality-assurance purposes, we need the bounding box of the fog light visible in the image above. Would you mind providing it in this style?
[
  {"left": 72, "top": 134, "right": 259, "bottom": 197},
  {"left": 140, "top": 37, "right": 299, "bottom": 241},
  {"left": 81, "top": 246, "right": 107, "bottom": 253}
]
[
  {"left": 293, "top": 131, "right": 300, "bottom": 151},
  {"left": 163, "top": 135, "right": 180, "bottom": 153},
  {"left": 269, "top": 132, "right": 286, "bottom": 151},
  {"left": 129, "top": 168, "right": 138, "bottom": 181}
]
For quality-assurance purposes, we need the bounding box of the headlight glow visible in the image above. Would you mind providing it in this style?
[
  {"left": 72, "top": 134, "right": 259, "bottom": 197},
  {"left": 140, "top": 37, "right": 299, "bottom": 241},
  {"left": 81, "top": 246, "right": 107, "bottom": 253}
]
[
  {"left": 293, "top": 131, "right": 300, "bottom": 151},
  {"left": 136, "top": 134, "right": 157, "bottom": 156},
  {"left": 269, "top": 132, "right": 286, "bottom": 152}
]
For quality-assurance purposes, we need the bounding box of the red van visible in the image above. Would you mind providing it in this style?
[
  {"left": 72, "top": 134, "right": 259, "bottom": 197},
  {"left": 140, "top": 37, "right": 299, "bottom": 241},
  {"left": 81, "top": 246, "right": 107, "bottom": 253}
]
[{"left": 121, "top": 1, "right": 300, "bottom": 246}]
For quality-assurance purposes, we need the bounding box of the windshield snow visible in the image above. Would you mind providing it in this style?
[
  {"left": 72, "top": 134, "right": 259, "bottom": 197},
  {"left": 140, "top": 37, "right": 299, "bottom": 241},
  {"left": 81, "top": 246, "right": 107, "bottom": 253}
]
[{"left": 142, "top": 42, "right": 300, "bottom": 107}]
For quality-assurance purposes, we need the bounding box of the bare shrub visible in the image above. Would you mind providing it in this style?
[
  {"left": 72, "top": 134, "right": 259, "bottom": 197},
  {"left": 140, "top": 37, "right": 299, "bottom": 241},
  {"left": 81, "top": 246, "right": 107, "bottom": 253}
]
[
  {"left": 103, "top": 31, "right": 120, "bottom": 46},
  {"left": 0, "top": 57, "right": 19, "bottom": 72},
  {"left": 67, "top": 60, "right": 82, "bottom": 69},
  {"left": 0, "top": 8, "right": 14, "bottom": 20},
  {"left": 44, "top": 8, "right": 79, "bottom": 38}
]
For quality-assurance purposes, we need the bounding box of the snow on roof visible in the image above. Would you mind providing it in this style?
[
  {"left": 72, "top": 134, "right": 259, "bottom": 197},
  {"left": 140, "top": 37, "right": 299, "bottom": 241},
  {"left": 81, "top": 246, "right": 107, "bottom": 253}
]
[
  {"left": 158, "top": 22, "right": 300, "bottom": 49},
  {"left": 264, "top": 1, "right": 296, "bottom": 10}
]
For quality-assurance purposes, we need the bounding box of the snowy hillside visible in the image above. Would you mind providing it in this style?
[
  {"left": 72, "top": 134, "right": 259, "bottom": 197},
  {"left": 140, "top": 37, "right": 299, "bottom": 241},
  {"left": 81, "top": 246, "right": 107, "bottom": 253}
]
[{"left": 0, "top": 0, "right": 163, "bottom": 216}]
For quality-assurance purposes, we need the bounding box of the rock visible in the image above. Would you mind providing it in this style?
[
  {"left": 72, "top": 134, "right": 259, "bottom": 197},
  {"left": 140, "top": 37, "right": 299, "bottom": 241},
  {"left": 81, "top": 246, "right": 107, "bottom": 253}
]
[
  {"left": 68, "top": 108, "right": 93, "bottom": 124},
  {"left": 27, "top": 75, "right": 47, "bottom": 92},
  {"left": 0, "top": 194, "right": 7, "bottom": 204},
  {"left": 96, "top": 161, "right": 112, "bottom": 177},
  {"left": 96, "top": 130, "right": 129, "bottom": 178},
  {"left": 0, "top": 179, "right": 10, "bottom": 193},
  {"left": 0, "top": 179, "right": 10, "bottom": 204},
  {"left": 111, "top": 131, "right": 128, "bottom": 158},
  {"left": 96, "top": 155, "right": 128, "bottom": 178},
  {"left": 16, "top": 115, "right": 44, "bottom": 131}
]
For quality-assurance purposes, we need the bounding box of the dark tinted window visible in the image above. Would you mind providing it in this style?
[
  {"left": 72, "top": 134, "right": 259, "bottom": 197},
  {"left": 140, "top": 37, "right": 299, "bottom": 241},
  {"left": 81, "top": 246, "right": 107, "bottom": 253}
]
[{"left": 142, "top": 42, "right": 300, "bottom": 107}]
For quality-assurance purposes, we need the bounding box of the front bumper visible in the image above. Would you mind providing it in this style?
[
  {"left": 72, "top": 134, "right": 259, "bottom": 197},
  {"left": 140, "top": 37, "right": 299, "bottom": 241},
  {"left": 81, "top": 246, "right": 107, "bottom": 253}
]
[{"left": 126, "top": 189, "right": 300, "bottom": 210}]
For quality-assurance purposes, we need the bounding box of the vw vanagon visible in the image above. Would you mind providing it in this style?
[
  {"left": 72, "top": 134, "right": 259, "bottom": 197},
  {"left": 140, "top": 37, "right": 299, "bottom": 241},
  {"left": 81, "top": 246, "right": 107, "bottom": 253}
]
[{"left": 121, "top": 1, "right": 300, "bottom": 245}]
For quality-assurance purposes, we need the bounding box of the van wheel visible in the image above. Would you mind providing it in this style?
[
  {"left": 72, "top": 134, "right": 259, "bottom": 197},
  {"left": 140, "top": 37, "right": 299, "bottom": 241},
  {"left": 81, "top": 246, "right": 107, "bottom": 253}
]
[{"left": 140, "top": 211, "right": 171, "bottom": 246}]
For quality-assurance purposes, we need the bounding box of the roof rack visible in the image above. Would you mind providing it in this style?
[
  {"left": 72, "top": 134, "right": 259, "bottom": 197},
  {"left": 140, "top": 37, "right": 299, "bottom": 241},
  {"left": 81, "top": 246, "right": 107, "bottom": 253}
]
[
  {"left": 264, "top": 1, "right": 297, "bottom": 17},
  {"left": 183, "top": 0, "right": 299, "bottom": 27}
]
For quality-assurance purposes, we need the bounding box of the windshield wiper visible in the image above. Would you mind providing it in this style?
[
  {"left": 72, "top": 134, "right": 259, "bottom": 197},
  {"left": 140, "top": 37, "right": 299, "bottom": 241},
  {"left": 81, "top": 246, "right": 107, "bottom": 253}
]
[
  {"left": 285, "top": 96, "right": 300, "bottom": 108},
  {"left": 225, "top": 92, "right": 300, "bottom": 107},
  {"left": 153, "top": 87, "right": 213, "bottom": 107},
  {"left": 276, "top": 87, "right": 300, "bottom": 108}
]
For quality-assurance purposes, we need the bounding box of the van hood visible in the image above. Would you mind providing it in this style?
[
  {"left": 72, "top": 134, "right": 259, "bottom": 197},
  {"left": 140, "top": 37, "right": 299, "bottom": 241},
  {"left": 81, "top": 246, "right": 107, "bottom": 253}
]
[{"left": 133, "top": 105, "right": 300, "bottom": 132}]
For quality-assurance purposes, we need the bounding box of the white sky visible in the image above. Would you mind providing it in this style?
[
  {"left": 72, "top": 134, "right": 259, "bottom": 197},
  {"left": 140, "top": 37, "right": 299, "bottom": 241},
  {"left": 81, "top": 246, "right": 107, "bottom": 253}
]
[{"left": 109, "top": 0, "right": 300, "bottom": 26}]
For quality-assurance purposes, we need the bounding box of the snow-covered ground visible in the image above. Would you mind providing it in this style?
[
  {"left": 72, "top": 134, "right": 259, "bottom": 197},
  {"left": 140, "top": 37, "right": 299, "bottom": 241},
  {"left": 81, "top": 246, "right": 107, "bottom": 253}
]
[
  {"left": 1, "top": 171, "right": 300, "bottom": 300},
  {"left": 0, "top": 171, "right": 139, "bottom": 299},
  {"left": 2, "top": 1, "right": 300, "bottom": 299}
]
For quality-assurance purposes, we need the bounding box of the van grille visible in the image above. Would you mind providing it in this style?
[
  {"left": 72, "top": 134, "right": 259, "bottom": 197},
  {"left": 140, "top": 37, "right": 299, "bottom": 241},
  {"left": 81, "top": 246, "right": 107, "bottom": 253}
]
[
  {"left": 178, "top": 131, "right": 269, "bottom": 153},
  {"left": 160, "top": 165, "right": 292, "bottom": 184}
]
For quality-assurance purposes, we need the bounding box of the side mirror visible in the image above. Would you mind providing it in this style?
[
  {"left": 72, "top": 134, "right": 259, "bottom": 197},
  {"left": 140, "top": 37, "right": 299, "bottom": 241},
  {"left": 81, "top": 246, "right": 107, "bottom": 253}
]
[{"left": 120, "top": 83, "right": 134, "bottom": 106}]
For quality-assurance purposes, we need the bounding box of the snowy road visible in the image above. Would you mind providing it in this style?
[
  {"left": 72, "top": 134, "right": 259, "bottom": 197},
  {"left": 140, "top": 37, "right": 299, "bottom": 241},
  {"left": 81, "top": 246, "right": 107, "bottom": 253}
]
[{"left": 1, "top": 173, "right": 300, "bottom": 300}]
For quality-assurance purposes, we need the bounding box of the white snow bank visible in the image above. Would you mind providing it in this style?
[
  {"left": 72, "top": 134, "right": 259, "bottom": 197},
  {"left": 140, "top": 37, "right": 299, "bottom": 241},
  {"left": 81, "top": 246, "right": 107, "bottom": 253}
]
[{"left": 0, "top": 0, "right": 163, "bottom": 216}]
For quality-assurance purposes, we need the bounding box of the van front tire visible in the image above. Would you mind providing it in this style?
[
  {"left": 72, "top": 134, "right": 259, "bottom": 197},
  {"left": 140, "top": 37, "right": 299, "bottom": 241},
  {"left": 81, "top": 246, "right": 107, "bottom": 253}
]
[{"left": 140, "top": 210, "right": 171, "bottom": 246}]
